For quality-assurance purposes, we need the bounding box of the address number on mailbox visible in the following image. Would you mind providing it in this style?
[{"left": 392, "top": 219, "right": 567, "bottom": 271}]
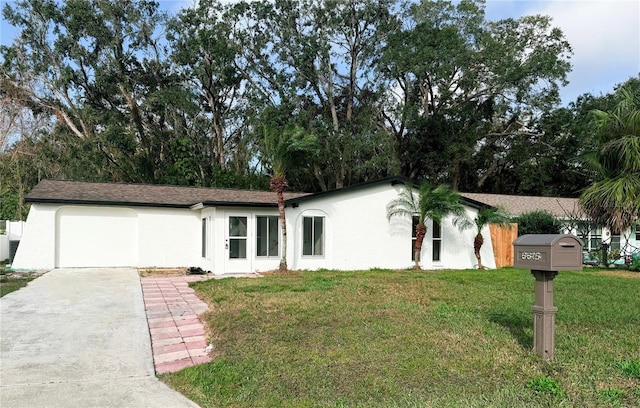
[{"left": 521, "top": 252, "right": 542, "bottom": 261}]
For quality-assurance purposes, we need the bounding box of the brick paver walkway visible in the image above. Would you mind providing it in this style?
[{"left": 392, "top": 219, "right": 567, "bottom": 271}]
[
  {"left": 141, "top": 275, "right": 216, "bottom": 374},
  {"left": 140, "top": 273, "right": 257, "bottom": 374}
]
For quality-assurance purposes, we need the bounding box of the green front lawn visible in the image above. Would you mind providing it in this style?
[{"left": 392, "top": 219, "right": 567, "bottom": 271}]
[{"left": 162, "top": 268, "right": 640, "bottom": 407}]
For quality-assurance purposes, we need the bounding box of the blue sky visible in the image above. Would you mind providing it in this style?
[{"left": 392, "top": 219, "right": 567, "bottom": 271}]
[{"left": 1, "top": 0, "right": 638, "bottom": 105}]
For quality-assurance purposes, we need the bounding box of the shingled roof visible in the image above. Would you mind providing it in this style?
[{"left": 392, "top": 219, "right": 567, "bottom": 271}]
[
  {"left": 459, "top": 192, "right": 584, "bottom": 218},
  {"left": 26, "top": 180, "right": 309, "bottom": 208}
]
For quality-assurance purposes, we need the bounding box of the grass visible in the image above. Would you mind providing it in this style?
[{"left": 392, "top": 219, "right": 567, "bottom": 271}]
[
  {"left": 0, "top": 266, "right": 37, "bottom": 297},
  {"left": 161, "top": 268, "right": 640, "bottom": 407}
]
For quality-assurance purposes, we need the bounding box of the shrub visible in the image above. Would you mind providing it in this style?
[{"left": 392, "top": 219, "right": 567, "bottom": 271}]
[{"left": 514, "top": 210, "right": 563, "bottom": 235}]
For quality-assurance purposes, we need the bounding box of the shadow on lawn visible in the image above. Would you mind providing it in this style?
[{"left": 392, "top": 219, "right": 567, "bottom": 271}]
[{"left": 488, "top": 308, "right": 533, "bottom": 350}]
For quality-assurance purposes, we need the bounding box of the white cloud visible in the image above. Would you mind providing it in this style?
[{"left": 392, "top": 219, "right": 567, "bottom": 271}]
[
  {"left": 530, "top": 0, "right": 639, "bottom": 102},
  {"left": 488, "top": 0, "right": 640, "bottom": 103}
]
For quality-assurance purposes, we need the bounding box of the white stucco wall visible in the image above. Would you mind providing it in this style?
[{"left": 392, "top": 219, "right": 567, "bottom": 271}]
[
  {"left": 12, "top": 183, "right": 500, "bottom": 272},
  {"left": 13, "top": 204, "right": 208, "bottom": 270},
  {"left": 11, "top": 204, "right": 58, "bottom": 270},
  {"left": 285, "top": 183, "right": 495, "bottom": 271},
  {"left": 137, "top": 208, "right": 200, "bottom": 268}
]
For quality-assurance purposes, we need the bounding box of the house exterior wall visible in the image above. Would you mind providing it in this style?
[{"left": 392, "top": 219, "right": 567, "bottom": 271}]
[
  {"left": 137, "top": 208, "right": 200, "bottom": 268},
  {"left": 1, "top": 220, "right": 25, "bottom": 262},
  {"left": 11, "top": 205, "right": 58, "bottom": 270},
  {"left": 285, "top": 183, "right": 494, "bottom": 271},
  {"left": 13, "top": 183, "right": 499, "bottom": 272},
  {"left": 13, "top": 204, "right": 204, "bottom": 270}
]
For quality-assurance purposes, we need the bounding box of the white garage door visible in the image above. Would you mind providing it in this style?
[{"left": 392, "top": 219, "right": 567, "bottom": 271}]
[{"left": 56, "top": 207, "right": 138, "bottom": 268}]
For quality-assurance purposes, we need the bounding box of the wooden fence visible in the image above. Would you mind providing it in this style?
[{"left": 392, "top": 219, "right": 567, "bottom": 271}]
[{"left": 489, "top": 223, "right": 518, "bottom": 268}]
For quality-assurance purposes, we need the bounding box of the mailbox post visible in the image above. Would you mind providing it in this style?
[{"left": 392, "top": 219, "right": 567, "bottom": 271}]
[{"left": 513, "top": 234, "right": 583, "bottom": 360}]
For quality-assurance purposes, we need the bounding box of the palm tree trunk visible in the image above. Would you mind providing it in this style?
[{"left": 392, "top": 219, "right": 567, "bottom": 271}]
[
  {"left": 270, "top": 175, "right": 289, "bottom": 271},
  {"left": 414, "top": 223, "right": 427, "bottom": 270},
  {"left": 277, "top": 190, "right": 287, "bottom": 271},
  {"left": 474, "top": 233, "right": 484, "bottom": 270}
]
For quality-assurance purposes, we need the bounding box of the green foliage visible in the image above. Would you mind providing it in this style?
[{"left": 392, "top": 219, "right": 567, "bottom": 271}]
[
  {"left": 2, "top": 0, "right": 626, "bottom": 201},
  {"left": 618, "top": 360, "right": 640, "bottom": 379},
  {"left": 387, "top": 182, "right": 470, "bottom": 268},
  {"left": 514, "top": 210, "right": 563, "bottom": 235},
  {"left": 580, "top": 86, "right": 640, "bottom": 233},
  {"left": 526, "top": 376, "right": 563, "bottom": 396},
  {"left": 380, "top": 0, "right": 571, "bottom": 189}
]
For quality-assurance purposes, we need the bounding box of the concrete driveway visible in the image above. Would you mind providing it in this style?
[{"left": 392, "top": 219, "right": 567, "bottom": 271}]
[{"left": 0, "top": 268, "right": 199, "bottom": 408}]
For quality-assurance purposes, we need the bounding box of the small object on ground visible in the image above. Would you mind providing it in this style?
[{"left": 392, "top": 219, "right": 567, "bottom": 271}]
[{"left": 187, "top": 266, "right": 206, "bottom": 275}]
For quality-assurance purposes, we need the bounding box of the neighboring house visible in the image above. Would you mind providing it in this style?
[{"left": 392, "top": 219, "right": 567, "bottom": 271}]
[
  {"left": 12, "top": 177, "right": 497, "bottom": 273},
  {"left": 460, "top": 192, "right": 640, "bottom": 256},
  {"left": 1, "top": 220, "right": 25, "bottom": 263}
]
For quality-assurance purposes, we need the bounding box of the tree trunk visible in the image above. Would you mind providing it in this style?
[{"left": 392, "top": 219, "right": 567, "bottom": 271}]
[
  {"left": 270, "top": 175, "right": 289, "bottom": 271},
  {"left": 474, "top": 233, "right": 484, "bottom": 270},
  {"left": 414, "top": 223, "right": 427, "bottom": 270}
]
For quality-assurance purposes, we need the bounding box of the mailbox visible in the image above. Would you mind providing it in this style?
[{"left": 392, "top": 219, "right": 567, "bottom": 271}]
[{"left": 513, "top": 234, "right": 583, "bottom": 271}]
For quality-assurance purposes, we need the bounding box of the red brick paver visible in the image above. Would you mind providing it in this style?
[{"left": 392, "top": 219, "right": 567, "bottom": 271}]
[
  {"left": 141, "top": 274, "right": 216, "bottom": 374},
  {"left": 141, "top": 273, "right": 257, "bottom": 374}
]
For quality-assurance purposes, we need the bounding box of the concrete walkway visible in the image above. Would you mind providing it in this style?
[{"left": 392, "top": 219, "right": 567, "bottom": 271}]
[{"left": 0, "top": 268, "right": 199, "bottom": 408}]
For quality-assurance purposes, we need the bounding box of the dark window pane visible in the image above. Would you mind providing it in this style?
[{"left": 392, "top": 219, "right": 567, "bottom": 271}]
[
  {"left": 432, "top": 240, "right": 441, "bottom": 261},
  {"left": 303, "top": 217, "right": 313, "bottom": 255},
  {"left": 314, "top": 216, "right": 324, "bottom": 256},
  {"left": 268, "top": 216, "right": 279, "bottom": 256},
  {"left": 230, "top": 239, "right": 246, "bottom": 259},
  {"left": 229, "top": 216, "right": 247, "bottom": 237},
  {"left": 256, "top": 216, "right": 267, "bottom": 256},
  {"left": 202, "top": 218, "right": 207, "bottom": 258},
  {"left": 432, "top": 220, "right": 441, "bottom": 238}
]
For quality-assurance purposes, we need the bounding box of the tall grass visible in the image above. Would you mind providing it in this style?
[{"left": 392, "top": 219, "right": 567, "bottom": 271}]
[{"left": 162, "top": 268, "right": 640, "bottom": 407}]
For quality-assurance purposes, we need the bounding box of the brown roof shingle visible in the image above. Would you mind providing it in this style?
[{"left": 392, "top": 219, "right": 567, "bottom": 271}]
[
  {"left": 26, "top": 180, "right": 309, "bottom": 208},
  {"left": 460, "top": 192, "right": 584, "bottom": 218}
]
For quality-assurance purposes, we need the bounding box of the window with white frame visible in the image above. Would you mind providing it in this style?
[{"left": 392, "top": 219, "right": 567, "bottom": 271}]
[
  {"left": 589, "top": 226, "right": 602, "bottom": 251},
  {"left": 256, "top": 216, "right": 279, "bottom": 257},
  {"left": 636, "top": 225, "right": 640, "bottom": 241},
  {"left": 303, "top": 216, "right": 324, "bottom": 256},
  {"left": 432, "top": 220, "right": 442, "bottom": 262}
]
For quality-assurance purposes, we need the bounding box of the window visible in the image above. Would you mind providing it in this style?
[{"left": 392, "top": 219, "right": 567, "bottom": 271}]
[
  {"left": 201, "top": 218, "right": 207, "bottom": 258},
  {"left": 636, "top": 225, "right": 640, "bottom": 241},
  {"left": 589, "top": 226, "right": 602, "bottom": 251},
  {"left": 432, "top": 220, "right": 441, "bottom": 262},
  {"left": 303, "top": 216, "right": 324, "bottom": 256},
  {"left": 257, "top": 216, "right": 279, "bottom": 257},
  {"left": 610, "top": 231, "right": 621, "bottom": 251},
  {"left": 229, "top": 216, "right": 247, "bottom": 259}
]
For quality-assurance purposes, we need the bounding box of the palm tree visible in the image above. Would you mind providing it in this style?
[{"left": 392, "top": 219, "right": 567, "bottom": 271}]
[
  {"left": 580, "top": 87, "right": 640, "bottom": 235},
  {"left": 387, "top": 182, "right": 470, "bottom": 270},
  {"left": 261, "top": 124, "right": 317, "bottom": 271},
  {"left": 472, "top": 207, "right": 512, "bottom": 270}
]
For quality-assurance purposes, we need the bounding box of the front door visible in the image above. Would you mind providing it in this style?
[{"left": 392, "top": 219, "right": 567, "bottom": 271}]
[{"left": 225, "top": 213, "right": 252, "bottom": 273}]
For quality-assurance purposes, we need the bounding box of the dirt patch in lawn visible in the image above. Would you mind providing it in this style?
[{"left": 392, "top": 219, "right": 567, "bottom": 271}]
[{"left": 601, "top": 270, "right": 640, "bottom": 279}]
